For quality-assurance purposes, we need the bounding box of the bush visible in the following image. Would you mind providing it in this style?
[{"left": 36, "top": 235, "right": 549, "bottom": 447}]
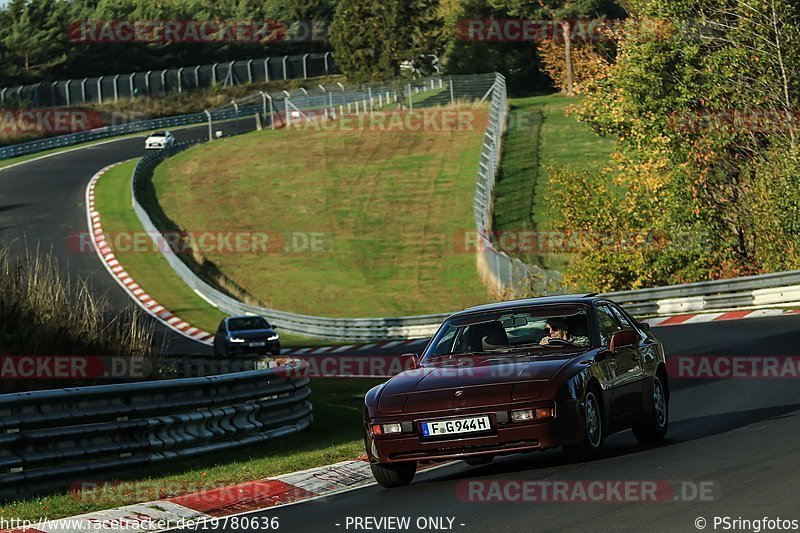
[{"left": 0, "top": 242, "right": 154, "bottom": 358}]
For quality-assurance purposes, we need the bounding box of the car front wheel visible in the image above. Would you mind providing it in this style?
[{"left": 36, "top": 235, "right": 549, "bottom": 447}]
[
  {"left": 563, "top": 389, "right": 605, "bottom": 458},
  {"left": 632, "top": 375, "right": 669, "bottom": 443},
  {"left": 370, "top": 461, "right": 416, "bottom": 488}
]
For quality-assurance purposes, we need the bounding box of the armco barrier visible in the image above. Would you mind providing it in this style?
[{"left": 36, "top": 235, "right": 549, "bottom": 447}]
[
  {"left": 131, "top": 132, "right": 800, "bottom": 342},
  {"left": 0, "top": 361, "right": 311, "bottom": 501}
]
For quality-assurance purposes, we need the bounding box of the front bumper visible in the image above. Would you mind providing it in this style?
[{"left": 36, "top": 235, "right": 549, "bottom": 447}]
[
  {"left": 366, "top": 400, "right": 584, "bottom": 463},
  {"left": 227, "top": 340, "right": 281, "bottom": 355}
]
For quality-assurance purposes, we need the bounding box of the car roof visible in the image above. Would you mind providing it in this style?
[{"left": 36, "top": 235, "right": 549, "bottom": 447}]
[{"left": 451, "top": 294, "right": 602, "bottom": 318}]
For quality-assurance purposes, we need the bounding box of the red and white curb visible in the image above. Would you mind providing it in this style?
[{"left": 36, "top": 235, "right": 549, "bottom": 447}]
[
  {"left": 4, "top": 459, "right": 449, "bottom": 533},
  {"left": 86, "top": 163, "right": 214, "bottom": 346},
  {"left": 642, "top": 307, "right": 800, "bottom": 327}
]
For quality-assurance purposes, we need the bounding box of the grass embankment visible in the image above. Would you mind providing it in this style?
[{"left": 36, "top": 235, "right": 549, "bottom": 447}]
[
  {"left": 1, "top": 378, "right": 382, "bottom": 521},
  {"left": 151, "top": 106, "right": 491, "bottom": 317},
  {"left": 93, "top": 161, "right": 330, "bottom": 347},
  {"left": 493, "top": 94, "right": 616, "bottom": 270}
]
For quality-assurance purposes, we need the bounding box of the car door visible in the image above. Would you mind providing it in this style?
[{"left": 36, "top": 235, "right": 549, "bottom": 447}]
[{"left": 595, "top": 303, "right": 644, "bottom": 420}]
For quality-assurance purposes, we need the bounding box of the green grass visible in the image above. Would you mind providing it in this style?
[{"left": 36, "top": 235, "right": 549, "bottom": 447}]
[
  {"left": 493, "top": 94, "right": 616, "bottom": 269},
  {"left": 93, "top": 160, "right": 335, "bottom": 347},
  {"left": 0, "top": 378, "right": 383, "bottom": 521},
  {"left": 151, "top": 106, "right": 492, "bottom": 318}
]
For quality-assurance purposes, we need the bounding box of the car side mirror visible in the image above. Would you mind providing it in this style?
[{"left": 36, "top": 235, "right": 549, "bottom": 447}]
[
  {"left": 271, "top": 324, "right": 278, "bottom": 330},
  {"left": 609, "top": 329, "right": 638, "bottom": 353},
  {"left": 399, "top": 353, "right": 419, "bottom": 370},
  {"left": 637, "top": 321, "right": 651, "bottom": 332}
]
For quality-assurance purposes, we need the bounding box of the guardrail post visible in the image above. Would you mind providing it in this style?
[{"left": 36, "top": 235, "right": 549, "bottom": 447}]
[
  {"left": 97, "top": 77, "right": 103, "bottom": 104},
  {"left": 231, "top": 100, "right": 239, "bottom": 116}
]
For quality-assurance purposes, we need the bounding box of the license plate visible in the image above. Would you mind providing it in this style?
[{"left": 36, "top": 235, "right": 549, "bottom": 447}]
[
  {"left": 421, "top": 416, "right": 491, "bottom": 437},
  {"left": 249, "top": 341, "right": 266, "bottom": 348}
]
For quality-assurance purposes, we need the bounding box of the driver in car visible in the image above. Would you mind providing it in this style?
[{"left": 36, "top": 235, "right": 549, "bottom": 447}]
[{"left": 540, "top": 317, "right": 590, "bottom": 347}]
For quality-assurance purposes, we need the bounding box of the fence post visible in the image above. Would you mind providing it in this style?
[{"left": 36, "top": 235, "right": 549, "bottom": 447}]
[
  {"left": 194, "top": 66, "right": 200, "bottom": 89},
  {"left": 129, "top": 73, "right": 135, "bottom": 97},
  {"left": 323, "top": 51, "right": 331, "bottom": 74},
  {"left": 231, "top": 100, "right": 239, "bottom": 116},
  {"left": 160, "top": 70, "right": 167, "bottom": 94},
  {"left": 145, "top": 71, "right": 151, "bottom": 94},
  {"left": 1, "top": 87, "right": 6, "bottom": 107},
  {"left": 113, "top": 75, "right": 120, "bottom": 101},
  {"left": 264, "top": 58, "right": 270, "bottom": 82},
  {"left": 408, "top": 83, "right": 413, "bottom": 111},
  {"left": 449, "top": 76, "right": 455, "bottom": 104},
  {"left": 81, "top": 78, "right": 87, "bottom": 104},
  {"left": 302, "top": 53, "right": 309, "bottom": 79},
  {"left": 177, "top": 68, "right": 183, "bottom": 93},
  {"left": 260, "top": 92, "right": 274, "bottom": 130},
  {"left": 212, "top": 64, "right": 217, "bottom": 86},
  {"left": 282, "top": 56, "right": 288, "bottom": 80},
  {"left": 65, "top": 80, "right": 71, "bottom": 106},
  {"left": 97, "top": 77, "right": 103, "bottom": 104},
  {"left": 204, "top": 110, "right": 213, "bottom": 141},
  {"left": 247, "top": 59, "right": 253, "bottom": 83}
]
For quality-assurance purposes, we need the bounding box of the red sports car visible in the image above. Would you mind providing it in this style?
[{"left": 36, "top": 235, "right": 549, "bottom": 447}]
[{"left": 363, "top": 295, "right": 669, "bottom": 487}]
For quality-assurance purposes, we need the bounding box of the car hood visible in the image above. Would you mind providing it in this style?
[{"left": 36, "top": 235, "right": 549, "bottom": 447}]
[
  {"left": 376, "top": 355, "right": 573, "bottom": 414},
  {"left": 228, "top": 328, "right": 277, "bottom": 340}
]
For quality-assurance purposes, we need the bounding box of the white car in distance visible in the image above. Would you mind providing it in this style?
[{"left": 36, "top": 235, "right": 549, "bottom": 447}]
[{"left": 144, "top": 131, "right": 176, "bottom": 150}]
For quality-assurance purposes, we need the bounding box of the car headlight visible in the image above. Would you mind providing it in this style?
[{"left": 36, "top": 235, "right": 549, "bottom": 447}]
[
  {"left": 228, "top": 337, "right": 246, "bottom": 343},
  {"left": 511, "top": 407, "right": 554, "bottom": 422},
  {"left": 267, "top": 334, "right": 279, "bottom": 341},
  {"left": 370, "top": 422, "right": 414, "bottom": 436}
]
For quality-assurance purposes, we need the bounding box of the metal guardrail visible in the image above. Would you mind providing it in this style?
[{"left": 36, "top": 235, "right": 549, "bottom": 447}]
[
  {"left": 0, "top": 361, "right": 312, "bottom": 501},
  {"left": 127, "top": 73, "right": 800, "bottom": 342},
  {"left": 0, "top": 53, "right": 335, "bottom": 108}
]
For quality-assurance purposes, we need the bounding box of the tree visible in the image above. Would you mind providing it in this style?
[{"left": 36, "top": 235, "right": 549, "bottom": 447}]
[
  {"left": 330, "top": 0, "right": 441, "bottom": 81},
  {"left": 0, "top": 0, "right": 68, "bottom": 84}
]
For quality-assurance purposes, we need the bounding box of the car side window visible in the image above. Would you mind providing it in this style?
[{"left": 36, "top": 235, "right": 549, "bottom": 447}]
[
  {"left": 596, "top": 305, "right": 623, "bottom": 346},
  {"left": 609, "top": 305, "right": 633, "bottom": 329}
]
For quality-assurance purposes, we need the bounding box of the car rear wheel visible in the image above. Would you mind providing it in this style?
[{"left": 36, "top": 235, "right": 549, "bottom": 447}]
[
  {"left": 632, "top": 376, "right": 669, "bottom": 443},
  {"left": 370, "top": 461, "right": 417, "bottom": 488},
  {"left": 563, "top": 389, "right": 604, "bottom": 458},
  {"left": 464, "top": 455, "right": 494, "bottom": 466}
]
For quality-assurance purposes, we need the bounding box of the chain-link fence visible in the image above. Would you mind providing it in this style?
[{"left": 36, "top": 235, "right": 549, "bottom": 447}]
[
  {"left": 472, "top": 73, "right": 566, "bottom": 298},
  {"left": 0, "top": 53, "right": 334, "bottom": 108}
]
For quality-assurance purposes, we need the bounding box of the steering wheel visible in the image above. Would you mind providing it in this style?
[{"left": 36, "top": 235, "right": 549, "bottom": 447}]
[{"left": 544, "top": 338, "right": 573, "bottom": 347}]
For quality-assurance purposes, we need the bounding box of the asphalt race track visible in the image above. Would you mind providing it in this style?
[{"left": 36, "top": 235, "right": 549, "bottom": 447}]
[
  {"left": 194, "top": 314, "right": 800, "bottom": 533},
  {"left": 0, "top": 121, "right": 254, "bottom": 354},
  {"left": 4, "top": 121, "right": 800, "bottom": 533}
]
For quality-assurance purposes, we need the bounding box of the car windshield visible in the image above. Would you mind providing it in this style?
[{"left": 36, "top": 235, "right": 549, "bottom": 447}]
[
  {"left": 228, "top": 317, "right": 269, "bottom": 331},
  {"left": 150, "top": 132, "right": 166, "bottom": 137},
  {"left": 422, "top": 304, "right": 592, "bottom": 361}
]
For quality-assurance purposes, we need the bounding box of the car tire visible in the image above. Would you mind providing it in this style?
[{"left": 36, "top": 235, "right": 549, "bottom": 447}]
[
  {"left": 563, "top": 388, "right": 605, "bottom": 458},
  {"left": 632, "top": 375, "right": 669, "bottom": 444},
  {"left": 370, "top": 461, "right": 417, "bottom": 488},
  {"left": 463, "top": 455, "right": 494, "bottom": 466}
]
